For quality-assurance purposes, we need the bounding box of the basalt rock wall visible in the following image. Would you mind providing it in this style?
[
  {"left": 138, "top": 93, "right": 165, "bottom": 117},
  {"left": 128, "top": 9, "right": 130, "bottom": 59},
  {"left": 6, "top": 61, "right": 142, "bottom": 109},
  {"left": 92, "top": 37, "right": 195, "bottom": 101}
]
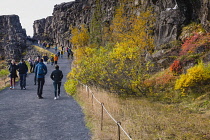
[
  {"left": 0, "top": 15, "right": 27, "bottom": 60},
  {"left": 33, "top": 0, "right": 209, "bottom": 49},
  {"left": 33, "top": 0, "right": 118, "bottom": 47},
  {"left": 152, "top": 0, "right": 210, "bottom": 49}
]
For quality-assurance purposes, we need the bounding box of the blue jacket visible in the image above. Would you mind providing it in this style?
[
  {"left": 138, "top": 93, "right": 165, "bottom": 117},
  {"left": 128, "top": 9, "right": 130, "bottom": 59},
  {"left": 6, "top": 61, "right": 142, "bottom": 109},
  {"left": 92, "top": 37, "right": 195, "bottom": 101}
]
[{"left": 34, "top": 62, "right": 47, "bottom": 78}]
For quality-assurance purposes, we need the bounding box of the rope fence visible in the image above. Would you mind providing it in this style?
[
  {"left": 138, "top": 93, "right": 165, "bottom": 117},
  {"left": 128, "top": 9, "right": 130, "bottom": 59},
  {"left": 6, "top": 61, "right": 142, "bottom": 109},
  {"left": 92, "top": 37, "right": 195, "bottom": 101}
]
[{"left": 81, "top": 83, "right": 132, "bottom": 140}]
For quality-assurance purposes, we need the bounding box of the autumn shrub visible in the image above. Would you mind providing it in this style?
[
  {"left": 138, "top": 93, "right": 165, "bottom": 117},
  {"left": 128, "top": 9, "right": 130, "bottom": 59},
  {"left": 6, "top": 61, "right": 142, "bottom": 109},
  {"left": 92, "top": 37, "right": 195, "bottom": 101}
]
[
  {"left": 64, "top": 78, "right": 78, "bottom": 96},
  {"left": 175, "top": 62, "right": 210, "bottom": 94},
  {"left": 65, "top": 4, "right": 155, "bottom": 96},
  {"left": 180, "top": 33, "right": 210, "bottom": 56},
  {"left": 0, "top": 69, "right": 10, "bottom": 85},
  {"left": 180, "top": 22, "right": 206, "bottom": 41},
  {"left": 144, "top": 69, "right": 177, "bottom": 91},
  {"left": 170, "top": 60, "right": 182, "bottom": 74}
]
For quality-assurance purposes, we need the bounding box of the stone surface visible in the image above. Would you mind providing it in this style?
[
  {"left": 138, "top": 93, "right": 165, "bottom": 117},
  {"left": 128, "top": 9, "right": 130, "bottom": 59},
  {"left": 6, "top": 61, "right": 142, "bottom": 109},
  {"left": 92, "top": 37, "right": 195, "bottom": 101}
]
[
  {"left": 33, "top": 0, "right": 117, "bottom": 48},
  {"left": 0, "top": 15, "right": 27, "bottom": 60},
  {"left": 33, "top": 0, "right": 209, "bottom": 50}
]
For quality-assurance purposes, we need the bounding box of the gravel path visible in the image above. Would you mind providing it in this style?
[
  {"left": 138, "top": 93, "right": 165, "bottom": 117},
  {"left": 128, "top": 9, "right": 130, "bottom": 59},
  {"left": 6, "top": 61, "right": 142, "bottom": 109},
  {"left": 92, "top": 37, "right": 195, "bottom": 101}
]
[{"left": 0, "top": 47, "right": 91, "bottom": 140}]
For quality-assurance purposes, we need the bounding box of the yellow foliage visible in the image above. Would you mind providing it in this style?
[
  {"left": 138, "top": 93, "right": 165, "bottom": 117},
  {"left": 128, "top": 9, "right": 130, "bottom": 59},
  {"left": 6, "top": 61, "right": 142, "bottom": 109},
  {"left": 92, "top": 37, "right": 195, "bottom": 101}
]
[
  {"left": 66, "top": 3, "right": 155, "bottom": 95},
  {"left": 70, "top": 24, "right": 89, "bottom": 48},
  {"left": 175, "top": 62, "right": 210, "bottom": 93},
  {"left": 64, "top": 78, "right": 78, "bottom": 96}
]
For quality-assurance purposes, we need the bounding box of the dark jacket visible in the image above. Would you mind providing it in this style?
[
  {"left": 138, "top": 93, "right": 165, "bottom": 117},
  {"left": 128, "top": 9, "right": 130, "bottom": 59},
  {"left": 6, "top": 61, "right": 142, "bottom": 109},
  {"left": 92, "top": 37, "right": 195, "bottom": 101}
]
[
  {"left": 17, "top": 62, "right": 28, "bottom": 74},
  {"left": 43, "top": 56, "right": 49, "bottom": 62},
  {"left": 50, "top": 69, "right": 63, "bottom": 82},
  {"left": 34, "top": 62, "right": 47, "bottom": 78},
  {"left": 33, "top": 60, "right": 39, "bottom": 71},
  {"left": 9, "top": 63, "right": 18, "bottom": 78}
]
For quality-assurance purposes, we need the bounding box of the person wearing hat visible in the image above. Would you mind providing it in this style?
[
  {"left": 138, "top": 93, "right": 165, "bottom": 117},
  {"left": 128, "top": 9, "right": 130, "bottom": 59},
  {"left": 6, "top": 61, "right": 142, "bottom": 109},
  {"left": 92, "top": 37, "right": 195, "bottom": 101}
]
[
  {"left": 50, "top": 65, "right": 63, "bottom": 100},
  {"left": 17, "top": 59, "right": 28, "bottom": 90}
]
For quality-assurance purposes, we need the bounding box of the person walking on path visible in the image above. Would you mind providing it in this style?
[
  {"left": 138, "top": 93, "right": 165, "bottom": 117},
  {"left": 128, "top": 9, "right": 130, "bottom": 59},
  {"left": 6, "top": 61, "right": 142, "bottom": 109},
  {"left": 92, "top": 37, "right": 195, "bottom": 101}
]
[
  {"left": 33, "top": 56, "right": 40, "bottom": 85},
  {"left": 50, "top": 65, "right": 63, "bottom": 100},
  {"left": 34, "top": 59, "right": 47, "bottom": 99},
  {"left": 54, "top": 54, "right": 59, "bottom": 65},
  {"left": 60, "top": 50, "right": 64, "bottom": 58},
  {"left": 54, "top": 45, "right": 58, "bottom": 52},
  {"left": 8, "top": 59, "right": 18, "bottom": 89},
  {"left": 50, "top": 53, "right": 54, "bottom": 65},
  {"left": 43, "top": 53, "right": 49, "bottom": 65},
  {"left": 17, "top": 59, "right": 28, "bottom": 90},
  {"left": 28, "top": 57, "right": 34, "bottom": 73}
]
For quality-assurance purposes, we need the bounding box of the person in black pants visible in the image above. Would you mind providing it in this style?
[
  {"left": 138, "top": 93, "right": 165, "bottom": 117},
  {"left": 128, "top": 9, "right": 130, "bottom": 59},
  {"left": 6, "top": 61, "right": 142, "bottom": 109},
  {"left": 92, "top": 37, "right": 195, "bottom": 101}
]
[
  {"left": 50, "top": 65, "right": 63, "bottom": 100},
  {"left": 33, "top": 56, "right": 40, "bottom": 85},
  {"left": 34, "top": 59, "right": 47, "bottom": 99},
  {"left": 17, "top": 59, "right": 28, "bottom": 90}
]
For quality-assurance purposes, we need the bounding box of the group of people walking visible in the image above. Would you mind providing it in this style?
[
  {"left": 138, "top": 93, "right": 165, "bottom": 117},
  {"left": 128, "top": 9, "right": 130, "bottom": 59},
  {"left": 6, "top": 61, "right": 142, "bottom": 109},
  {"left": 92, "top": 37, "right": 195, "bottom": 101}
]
[{"left": 8, "top": 56, "right": 63, "bottom": 100}]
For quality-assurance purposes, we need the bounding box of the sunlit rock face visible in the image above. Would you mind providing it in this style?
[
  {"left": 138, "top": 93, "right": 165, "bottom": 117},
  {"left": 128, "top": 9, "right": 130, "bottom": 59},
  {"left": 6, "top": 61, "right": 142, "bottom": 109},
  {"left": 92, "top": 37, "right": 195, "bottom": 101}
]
[
  {"left": 0, "top": 15, "right": 27, "bottom": 60},
  {"left": 33, "top": 0, "right": 209, "bottom": 49},
  {"left": 33, "top": 0, "right": 117, "bottom": 48}
]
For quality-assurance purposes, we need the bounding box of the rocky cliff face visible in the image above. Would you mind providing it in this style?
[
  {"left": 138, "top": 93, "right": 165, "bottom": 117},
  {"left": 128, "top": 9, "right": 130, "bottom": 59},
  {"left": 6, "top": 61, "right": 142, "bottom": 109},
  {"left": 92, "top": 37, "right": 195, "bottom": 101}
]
[
  {"left": 33, "top": 0, "right": 209, "bottom": 49},
  {"left": 0, "top": 15, "right": 27, "bottom": 60},
  {"left": 152, "top": 0, "right": 210, "bottom": 48},
  {"left": 33, "top": 0, "right": 118, "bottom": 47}
]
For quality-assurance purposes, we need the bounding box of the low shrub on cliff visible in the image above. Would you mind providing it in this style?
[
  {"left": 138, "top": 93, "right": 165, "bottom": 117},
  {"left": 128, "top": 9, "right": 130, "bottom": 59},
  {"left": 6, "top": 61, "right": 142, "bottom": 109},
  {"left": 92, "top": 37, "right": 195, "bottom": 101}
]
[
  {"left": 175, "top": 62, "right": 210, "bottom": 95},
  {"left": 66, "top": 5, "right": 155, "bottom": 96}
]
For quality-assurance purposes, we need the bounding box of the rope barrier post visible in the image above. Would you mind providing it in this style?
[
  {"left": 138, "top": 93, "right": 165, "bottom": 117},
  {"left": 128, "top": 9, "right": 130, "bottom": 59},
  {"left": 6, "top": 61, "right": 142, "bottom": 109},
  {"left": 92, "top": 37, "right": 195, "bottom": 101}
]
[
  {"left": 101, "top": 103, "right": 104, "bottom": 131},
  {"left": 92, "top": 94, "right": 94, "bottom": 108},
  {"left": 86, "top": 86, "right": 89, "bottom": 98},
  {"left": 117, "top": 122, "right": 121, "bottom": 140}
]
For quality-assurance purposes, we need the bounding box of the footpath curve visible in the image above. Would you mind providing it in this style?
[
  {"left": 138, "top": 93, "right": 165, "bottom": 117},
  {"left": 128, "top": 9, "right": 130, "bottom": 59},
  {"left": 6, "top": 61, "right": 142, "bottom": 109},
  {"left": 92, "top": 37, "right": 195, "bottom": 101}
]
[{"left": 0, "top": 47, "right": 90, "bottom": 140}]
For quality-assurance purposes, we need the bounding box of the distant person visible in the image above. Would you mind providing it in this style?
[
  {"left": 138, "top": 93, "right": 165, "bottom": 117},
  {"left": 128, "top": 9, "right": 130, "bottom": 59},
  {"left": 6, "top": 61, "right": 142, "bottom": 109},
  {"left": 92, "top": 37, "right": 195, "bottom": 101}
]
[
  {"left": 67, "top": 48, "right": 73, "bottom": 59},
  {"left": 17, "top": 59, "right": 28, "bottom": 90},
  {"left": 50, "top": 65, "right": 63, "bottom": 100},
  {"left": 33, "top": 56, "right": 40, "bottom": 85},
  {"left": 28, "top": 57, "right": 34, "bottom": 73},
  {"left": 60, "top": 50, "right": 64, "bottom": 58},
  {"left": 61, "top": 45, "right": 64, "bottom": 51},
  {"left": 57, "top": 51, "right": 60, "bottom": 58},
  {"left": 43, "top": 53, "right": 49, "bottom": 65},
  {"left": 54, "top": 54, "right": 58, "bottom": 65},
  {"left": 50, "top": 53, "right": 54, "bottom": 65},
  {"left": 54, "top": 45, "right": 58, "bottom": 52},
  {"left": 8, "top": 60, "right": 18, "bottom": 89},
  {"left": 34, "top": 59, "right": 47, "bottom": 99}
]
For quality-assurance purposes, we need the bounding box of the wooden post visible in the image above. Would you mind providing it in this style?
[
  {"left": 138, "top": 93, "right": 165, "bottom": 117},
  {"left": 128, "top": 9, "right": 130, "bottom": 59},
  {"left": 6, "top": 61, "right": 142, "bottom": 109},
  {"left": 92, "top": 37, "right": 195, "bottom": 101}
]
[
  {"left": 117, "top": 122, "right": 121, "bottom": 140},
  {"left": 101, "top": 103, "right": 104, "bottom": 131}
]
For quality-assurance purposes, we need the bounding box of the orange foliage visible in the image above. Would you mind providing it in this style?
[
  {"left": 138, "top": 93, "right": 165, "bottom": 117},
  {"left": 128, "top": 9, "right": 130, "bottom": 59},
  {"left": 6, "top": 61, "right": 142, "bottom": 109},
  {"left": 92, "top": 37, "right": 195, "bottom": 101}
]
[
  {"left": 170, "top": 60, "right": 182, "bottom": 74},
  {"left": 144, "top": 69, "right": 176, "bottom": 87}
]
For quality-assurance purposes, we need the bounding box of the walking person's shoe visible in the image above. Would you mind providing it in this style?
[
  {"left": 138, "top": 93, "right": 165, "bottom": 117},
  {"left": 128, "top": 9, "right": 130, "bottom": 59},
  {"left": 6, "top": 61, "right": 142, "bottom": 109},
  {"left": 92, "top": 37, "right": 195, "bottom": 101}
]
[
  {"left": 23, "top": 87, "right": 26, "bottom": 90},
  {"left": 12, "top": 86, "right": 15, "bottom": 89},
  {"left": 54, "top": 97, "right": 57, "bottom": 100},
  {"left": 37, "top": 96, "right": 43, "bottom": 99},
  {"left": 10, "top": 87, "right": 12, "bottom": 89},
  {"left": 57, "top": 95, "right": 60, "bottom": 99}
]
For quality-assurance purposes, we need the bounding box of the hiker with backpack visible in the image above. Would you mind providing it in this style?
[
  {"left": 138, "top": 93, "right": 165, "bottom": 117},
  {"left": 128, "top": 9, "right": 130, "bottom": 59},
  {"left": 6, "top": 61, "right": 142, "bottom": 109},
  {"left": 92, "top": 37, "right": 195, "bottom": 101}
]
[
  {"left": 17, "top": 59, "right": 28, "bottom": 90},
  {"left": 50, "top": 65, "right": 63, "bottom": 100},
  {"left": 34, "top": 59, "right": 47, "bottom": 99}
]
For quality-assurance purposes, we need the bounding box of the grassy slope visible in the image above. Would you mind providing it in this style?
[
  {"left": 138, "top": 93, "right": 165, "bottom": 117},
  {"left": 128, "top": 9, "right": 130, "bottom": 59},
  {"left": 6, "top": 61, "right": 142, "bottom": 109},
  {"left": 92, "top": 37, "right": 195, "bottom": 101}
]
[{"left": 74, "top": 86, "right": 210, "bottom": 140}]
